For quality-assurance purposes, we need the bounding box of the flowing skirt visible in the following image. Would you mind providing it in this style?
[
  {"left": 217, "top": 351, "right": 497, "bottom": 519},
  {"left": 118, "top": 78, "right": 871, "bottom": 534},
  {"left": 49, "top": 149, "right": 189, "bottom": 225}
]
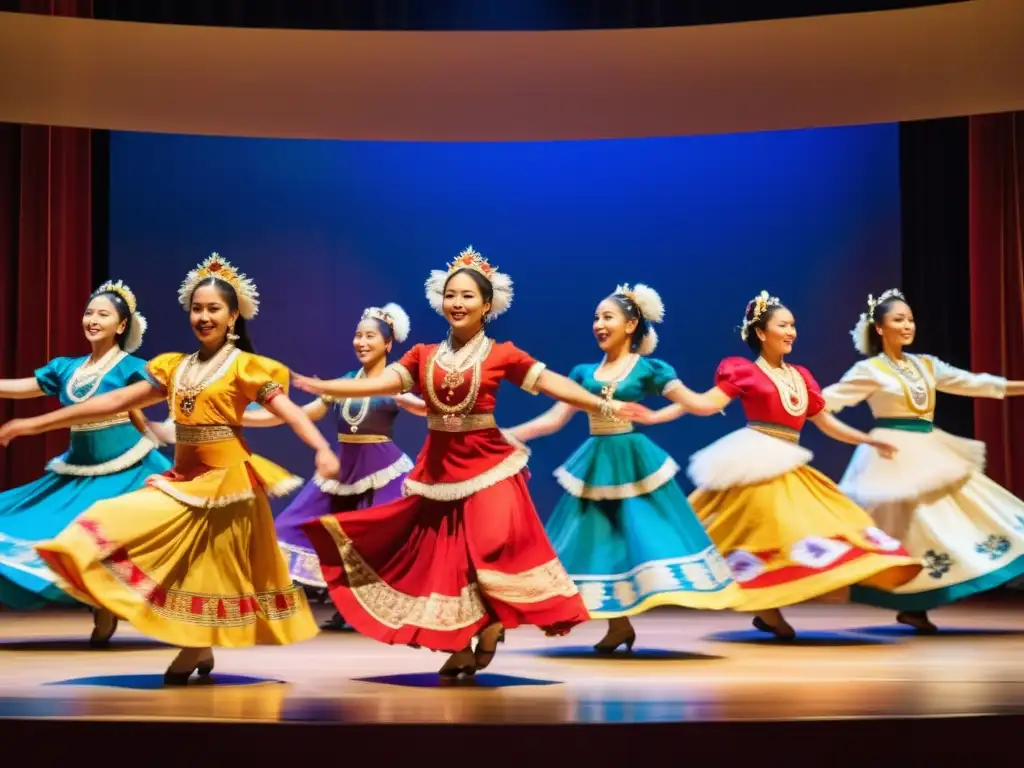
[
  {"left": 302, "top": 470, "right": 589, "bottom": 652},
  {"left": 839, "top": 426, "right": 1024, "bottom": 611},
  {"left": 547, "top": 432, "right": 741, "bottom": 617},
  {"left": 34, "top": 481, "right": 318, "bottom": 648},
  {"left": 276, "top": 442, "right": 411, "bottom": 587},
  {"left": 689, "top": 465, "right": 923, "bottom": 611},
  {"left": 0, "top": 450, "right": 171, "bottom": 609}
]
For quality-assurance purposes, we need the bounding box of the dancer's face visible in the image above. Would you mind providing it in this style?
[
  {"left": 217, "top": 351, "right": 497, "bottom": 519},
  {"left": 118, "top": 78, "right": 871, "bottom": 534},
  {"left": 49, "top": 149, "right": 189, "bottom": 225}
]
[
  {"left": 189, "top": 285, "right": 238, "bottom": 347},
  {"left": 443, "top": 271, "right": 490, "bottom": 334},
  {"left": 593, "top": 299, "right": 637, "bottom": 354},
  {"left": 756, "top": 307, "right": 797, "bottom": 357},
  {"left": 353, "top": 318, "right": 391, "bottom": 366},
  {"left": 876, "top": 300, "right": 915, "bottom": 350},
  {"left": 82, "top": 295, "right": 126, "bottom": 347}
]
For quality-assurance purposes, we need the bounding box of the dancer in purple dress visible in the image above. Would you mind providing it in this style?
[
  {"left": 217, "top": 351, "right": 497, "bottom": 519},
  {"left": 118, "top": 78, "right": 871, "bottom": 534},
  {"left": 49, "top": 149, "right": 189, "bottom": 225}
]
[{"left": 243, "top": 303, "right": 425, "bottom": 629}]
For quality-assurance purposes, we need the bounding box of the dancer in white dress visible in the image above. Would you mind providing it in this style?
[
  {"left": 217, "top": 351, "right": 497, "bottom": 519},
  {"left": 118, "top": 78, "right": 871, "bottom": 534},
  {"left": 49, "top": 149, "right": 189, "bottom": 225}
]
[{"left": 822, "top": 289, "right": 1024, "bottom": 631}]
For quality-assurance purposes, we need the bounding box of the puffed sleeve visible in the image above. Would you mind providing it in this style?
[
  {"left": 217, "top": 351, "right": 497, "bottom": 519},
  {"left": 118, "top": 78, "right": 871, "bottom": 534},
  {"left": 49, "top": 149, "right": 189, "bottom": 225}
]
[
  {"left": 796, "top": 366, "right": 827, "bottom": 417},
  {"left": 237, "top": 353, "right": 290, "bottom": 405},
  {"left": 389, "top": 344, "right": 422, "bottom": 394},
  {"left": 713, "top": 357, "right": 749, "bottom": 398},
  {"left": 499, "top": 342, "right": 546, "bottom": 395},
  {"left": 821, "top": 360, "right": 881, "bottom": 414},
  {"left": 644, "top": 358, "right": 683, "bottom": 396},
  {"left": 145, "top": 352, "right": 185, "bottom": 391},
  {"left": 34, "top": 357, "right": 70, "bottom": 397},
  {"left": 568, "top": 364, "right": 586, "bottom": 385},
  {"left": 120, "top": 355, "right": 155, "bottom": 386},
  {"left": 921, "top": 355, "right": 1007, "bottom": 399}
]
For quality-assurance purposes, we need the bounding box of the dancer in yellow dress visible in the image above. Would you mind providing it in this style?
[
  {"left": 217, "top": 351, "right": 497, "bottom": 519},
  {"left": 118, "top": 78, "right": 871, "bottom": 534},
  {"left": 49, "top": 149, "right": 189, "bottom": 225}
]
[{"left": 0, "top": 254, "right": 335, "bottom": 684}]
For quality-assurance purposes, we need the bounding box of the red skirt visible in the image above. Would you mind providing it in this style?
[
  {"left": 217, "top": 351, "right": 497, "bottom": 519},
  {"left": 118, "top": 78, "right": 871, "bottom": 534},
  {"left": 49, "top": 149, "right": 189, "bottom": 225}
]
[{"left": 301, "top": 470, "right": 589, "bottom": 652}]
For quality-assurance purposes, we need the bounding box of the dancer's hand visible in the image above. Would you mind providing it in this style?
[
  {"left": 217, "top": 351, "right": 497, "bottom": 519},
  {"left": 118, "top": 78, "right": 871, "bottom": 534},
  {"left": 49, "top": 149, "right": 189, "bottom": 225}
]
[
  {"left": 315, "top": 447, "right": 341, "bottom": 479},
  {"left": 0, "top": 418, "right": 36, "bottom": 446},
  {"left": 292, "top": 374, "right": 325, "bottom": 395},
  {"left": 615, "top": 401, "right": 654, "bottom": 422},
  {"left": 868, "top": 439, "right": 898, "bottom": 460}
]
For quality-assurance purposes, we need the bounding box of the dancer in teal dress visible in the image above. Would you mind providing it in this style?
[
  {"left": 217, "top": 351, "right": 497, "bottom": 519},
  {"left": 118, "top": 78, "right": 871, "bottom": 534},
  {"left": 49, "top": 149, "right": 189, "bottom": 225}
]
[
  {"left": 0, "top": 280, "right": 171, "bottom": 645},
  {"left": 508, "top": 283, "right": 742, "bottom": 653}
]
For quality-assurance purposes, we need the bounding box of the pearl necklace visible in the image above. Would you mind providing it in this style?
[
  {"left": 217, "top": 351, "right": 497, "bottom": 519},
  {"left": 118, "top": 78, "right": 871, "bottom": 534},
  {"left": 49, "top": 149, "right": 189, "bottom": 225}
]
[
  {"left": 66, "top": 347, "right": 124, "bottom": 403},
  {"left": 756, "top": 357, "right": 808, "bottom": 417},
  {"left": 434, "top": 328, "right": 488, "bottom": 402},
  {"left": 882, "top": 353, "right": 932, "bottom": 413},
  {"left": 341, "top": 369, "right": 371, "bottom": 433},
  {"left": 426, "top": 333, "right": 492, "bottom": 429}
]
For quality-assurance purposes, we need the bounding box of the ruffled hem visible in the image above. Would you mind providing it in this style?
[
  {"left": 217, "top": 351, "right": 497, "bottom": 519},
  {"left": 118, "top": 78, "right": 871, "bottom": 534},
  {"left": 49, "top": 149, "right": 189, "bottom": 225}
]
[
  {"left": 402, "top": 446, "right": 530, "bottom": 502},
  {"left": 839, "top": 427, "right": 986, "bottom": 506},
  {"left": 46, "top": 436, "right": 157, "bottom": 477},
  {"left": 688, "top": 427, "right": 813, "bottom": 490},
  {"left": 555, "top": 457, "right": 679, "bottom": 500},
  {"left": 314, "top": 454, "right": 413, "bottom": 497},
  {"left": 147, "top": 456, "right": 303, "bottom": 509}
]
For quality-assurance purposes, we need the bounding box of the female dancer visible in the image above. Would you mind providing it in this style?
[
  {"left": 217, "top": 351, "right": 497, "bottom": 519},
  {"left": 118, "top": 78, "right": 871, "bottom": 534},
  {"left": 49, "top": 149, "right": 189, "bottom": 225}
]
[
  {"left": 507, "top": 283, "right": 741, "bottom": 653},
  {"left": 0, "top": 280, "right": 171, "bottom": 646},
  {"left": 0, "top": 254, "right": 334, "bottom": 683},
  {"left": 293, "top": 246, "right": 652, "bottom": 677},
  {"left": 822, "top": 289, "right": 1024, "bottom": 631},
  {"left": 678, "top": 291, "right": 922, "bottom": 638},
  {"left": 243, "top": 302, "right": 426, "bottom": 630}
]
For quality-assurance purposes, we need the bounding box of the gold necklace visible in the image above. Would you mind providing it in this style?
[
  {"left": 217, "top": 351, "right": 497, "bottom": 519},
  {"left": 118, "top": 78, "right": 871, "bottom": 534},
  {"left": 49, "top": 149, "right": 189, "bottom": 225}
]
[
  {"left": 435, "top": 329, "right": 487, "bottom": 401},
  {"left": 174, "top": 344, "right": 235, "bottom": 417},
  {"left": 756, "top": 357, "right": 808, "bottom": 417},
  {"left": 882, "top": 353, "right": 931, "bottom": 412},
  {"left": 425, "top": 335, "right": 492, "bottom": 429}
]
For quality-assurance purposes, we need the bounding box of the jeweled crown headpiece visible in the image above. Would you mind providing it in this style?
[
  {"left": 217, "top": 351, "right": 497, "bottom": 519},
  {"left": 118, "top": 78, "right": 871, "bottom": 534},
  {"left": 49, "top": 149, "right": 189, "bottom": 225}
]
[
  {"left": 851, "top": 288, "right": 906, "bottom": 356},
  {"left": 96, "top": 279, "right": 137, "bottom": 314},
  {"left": 93, "top": 278, "right": 147, "bottom": 354},
  {"left": 425, "top": 245, "right": 513, "bottom": 321},
  {"left": 361, "top": 302, "right": 411, "bottom": 343},
  {"left": 740, "top": 290, "right": 781, "bottom": 341},
  {"left": 177, "top": 253, "right": 260, "bottom": 320},
  {"left": 612, "top": 282, "right": 665, "bottom": 355}
]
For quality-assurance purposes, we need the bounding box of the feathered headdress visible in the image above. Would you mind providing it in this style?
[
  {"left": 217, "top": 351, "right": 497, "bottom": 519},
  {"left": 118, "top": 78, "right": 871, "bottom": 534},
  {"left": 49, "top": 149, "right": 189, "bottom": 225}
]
[
  {"left": 425, "top": 245, "right": 513, "bottom": 321},
  {"left": 739, "top": 290, "right": 782, "bottom": 341},
  {"left": 94, "top": 279, "right": 147, "bottom": 354},
  {"left": 178, "top": 253, "right": 260, "bottom": 320},
  {"left": 613, "top": 282, "right": 665, "bottom": 355},
  {"left": 851, "top": 288, "right": 905, "bottom": 356},
  {"left": 362, "top": 302, "right": 411, "bottom": 343}
]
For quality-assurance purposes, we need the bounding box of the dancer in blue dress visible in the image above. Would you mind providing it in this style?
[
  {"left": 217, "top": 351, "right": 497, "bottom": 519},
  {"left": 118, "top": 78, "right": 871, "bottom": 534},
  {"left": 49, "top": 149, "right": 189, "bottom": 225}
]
[
  {"left": 507, "top": 283, "right": 741, "bottom": 653},
  {"left": 0, "top": 280, "right": 171, "bottom": 645}
]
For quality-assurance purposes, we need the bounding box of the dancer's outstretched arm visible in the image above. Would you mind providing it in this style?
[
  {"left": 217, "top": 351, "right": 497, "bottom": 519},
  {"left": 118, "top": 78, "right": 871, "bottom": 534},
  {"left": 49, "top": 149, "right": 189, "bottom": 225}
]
[
  {"left": 0, "top": 378, "right": 44, "bottom": 400},
  {"left": 507, "top": 402, "right": 576, "bottom": 443}
]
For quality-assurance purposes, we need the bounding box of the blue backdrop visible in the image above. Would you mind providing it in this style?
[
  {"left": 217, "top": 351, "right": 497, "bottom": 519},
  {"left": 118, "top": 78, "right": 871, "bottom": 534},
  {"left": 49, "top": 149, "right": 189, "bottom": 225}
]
[{"left": 109, "top": 125, "right": 900, "bottom": 517}]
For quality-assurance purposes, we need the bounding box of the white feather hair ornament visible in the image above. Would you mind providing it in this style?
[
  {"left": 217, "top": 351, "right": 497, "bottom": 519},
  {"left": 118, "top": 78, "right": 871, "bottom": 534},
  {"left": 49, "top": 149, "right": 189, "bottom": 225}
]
[
  {"left": 178, "top": 253, "right": 260, "bottom": 320},
  {"left": 613, "top": 283, "right": 665, "bottom": 355},
  {"left": 425, "top": 246, "right": 513, "bottom": 321},
  {"left": 93, "top": 279, "right": 147, "bottom": 354},
  {"left": 362, "top": 302, "right": 411, "bottom": 344},
  {"left": 851, "top": 289, "right": 905, "bottom": 356},
  {"left": 122, "top": 312, "right": 148, "bottom": 354}
]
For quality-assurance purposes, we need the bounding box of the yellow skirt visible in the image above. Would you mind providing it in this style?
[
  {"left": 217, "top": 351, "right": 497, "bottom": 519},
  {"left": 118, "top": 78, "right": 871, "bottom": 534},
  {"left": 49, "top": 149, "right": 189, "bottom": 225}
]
[
  {"left": 689, "top": 465, "right": 922, "bottom": 611},
  {"left": 35, "top": 479, "right": 318, "bottom": 648}
]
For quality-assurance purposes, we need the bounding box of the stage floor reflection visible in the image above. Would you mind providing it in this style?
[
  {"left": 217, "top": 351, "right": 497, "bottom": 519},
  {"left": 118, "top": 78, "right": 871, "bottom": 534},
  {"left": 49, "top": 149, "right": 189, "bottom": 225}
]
[{"left": 2, "top": 600, "right": 1023, "bottom": 725}]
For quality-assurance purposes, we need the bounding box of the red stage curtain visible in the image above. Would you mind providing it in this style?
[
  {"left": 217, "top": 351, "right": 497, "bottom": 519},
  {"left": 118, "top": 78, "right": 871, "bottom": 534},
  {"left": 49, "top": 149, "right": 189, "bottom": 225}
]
[
  {"left": 969, "top": 111, "right": 1024, "bottom": 495},
  {"left": 0, "top": 1, "right": 95, "bottom": 489}
]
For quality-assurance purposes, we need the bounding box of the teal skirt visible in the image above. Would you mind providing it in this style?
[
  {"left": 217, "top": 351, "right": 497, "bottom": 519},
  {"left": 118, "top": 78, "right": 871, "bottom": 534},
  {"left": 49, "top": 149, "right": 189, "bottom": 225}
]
[
  {"left": 546, "top": 432, "right": 738, "bottom": 617},
  {"left": 0, "top": 448, "right": 172, "bottom": 609}
]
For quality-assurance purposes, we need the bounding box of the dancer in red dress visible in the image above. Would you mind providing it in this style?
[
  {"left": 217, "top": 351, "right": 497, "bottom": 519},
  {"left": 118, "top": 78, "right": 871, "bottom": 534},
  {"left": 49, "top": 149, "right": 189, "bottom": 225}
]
[{"left": 295, "top": 246, "right": 651, "bottom": 677}]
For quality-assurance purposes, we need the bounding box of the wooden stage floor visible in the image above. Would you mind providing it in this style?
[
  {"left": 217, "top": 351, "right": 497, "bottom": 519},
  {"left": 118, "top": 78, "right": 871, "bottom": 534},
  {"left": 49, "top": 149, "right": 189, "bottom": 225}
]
[{"left": 2, "top": 599, "right": 1023, "bottom": 727}]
